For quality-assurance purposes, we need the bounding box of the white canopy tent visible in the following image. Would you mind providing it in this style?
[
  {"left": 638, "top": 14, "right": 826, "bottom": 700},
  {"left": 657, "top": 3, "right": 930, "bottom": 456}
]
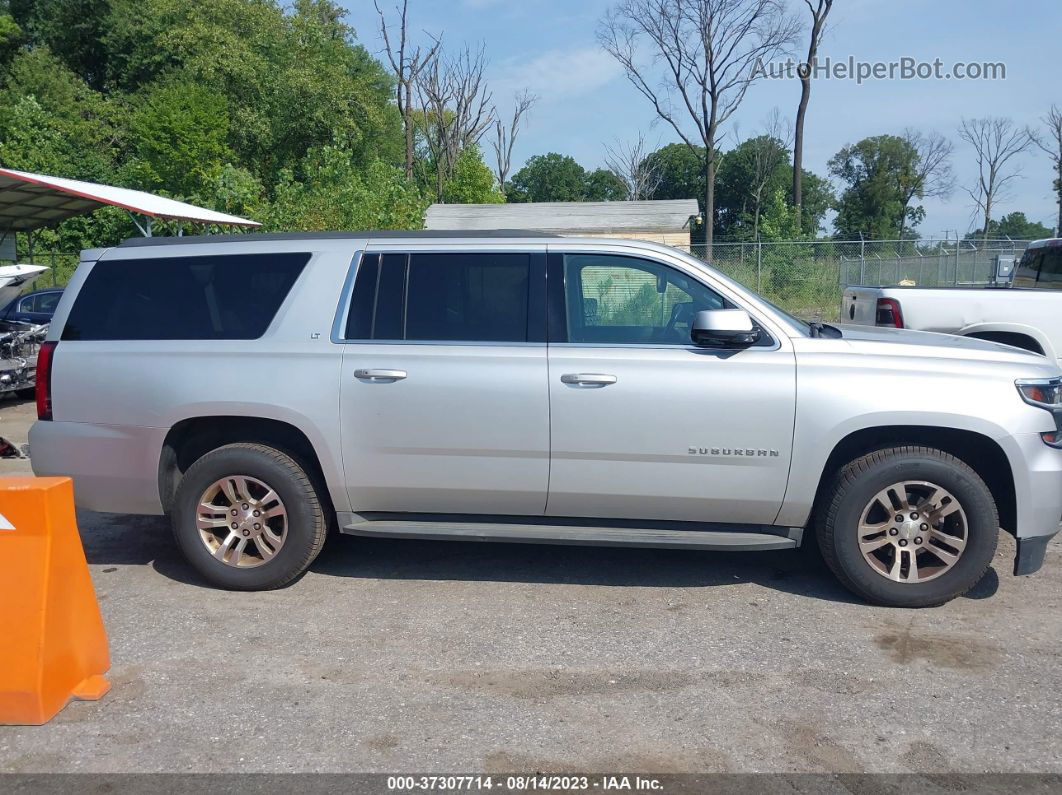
[{"left": 0, "top": 167, "right": 260, "bottom": 245}]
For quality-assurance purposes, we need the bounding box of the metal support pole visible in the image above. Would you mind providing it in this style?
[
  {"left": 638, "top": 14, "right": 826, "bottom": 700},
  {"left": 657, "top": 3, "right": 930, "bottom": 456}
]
[
  {"left": 756, "top": 237, "right": 762, "bottom": 293},
  {"left": 859, "top": 233, "right": 866, "bottom": 285},
  {"left": 954, "top": 231, "right": 960, "bottom": 285}
]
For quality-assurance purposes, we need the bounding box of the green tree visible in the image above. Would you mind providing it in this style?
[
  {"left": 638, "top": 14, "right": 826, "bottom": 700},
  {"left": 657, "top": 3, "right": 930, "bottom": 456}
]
[
  {"left": 441, "top": 147, "right": 504, "bottom": 204},
  {"left": 268, "top": 145, "right": 426, "bottom": 231},
  {"left": 123, "top": 78, "right": 232, "bottom": 198},
  {"left": 965, "top": 212, "right": 1053, "bottom": 241},
  {"left": 584, "top": 168, "right": 627, "bottom": 201},
  {"left": 829, "top": 135, "right": 923, "bottom": 240},
  {"left": 9, "top": 0, "right": 110, "bottom": 89},
  {"left": 0, "top": 7, "right": 24, "bottom": 65},
  {"left": 0, "top": 0, "right": 425, "bottom": 255},
  {"left": 644, "top": 143, "right": 705, "bottom": 204},
  {"left": 508, "top": 153, "right": 628, "bottom": 203},
  {"left": 508, "top": 153, "right": 588, "bottom": 202},
  {"left": 715, "top": 135, "right": 791, "bottom": 240},
  {"left": 103, "top": 0, "right": 400, "bottom": 186},
  {"left": 799, "top": 171, "right": 834, "bottom": 236},
  {"left": 0, "top": 46, "right": 118, "bottom": 180}
]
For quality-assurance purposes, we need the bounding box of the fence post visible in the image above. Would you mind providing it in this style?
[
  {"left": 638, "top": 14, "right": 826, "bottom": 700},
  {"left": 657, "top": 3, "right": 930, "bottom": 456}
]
[
  {"left": 859, "top": 234, "right": 866, "bottom": 285},
  {"left": 954, "top": 231, "right": 960, "bottom": 285},
  {"left": 51, "top": 250, "right": 56, "bottom": 287},
  {"left": 756, "top": 238, "right": 762, "bottom": 293}
]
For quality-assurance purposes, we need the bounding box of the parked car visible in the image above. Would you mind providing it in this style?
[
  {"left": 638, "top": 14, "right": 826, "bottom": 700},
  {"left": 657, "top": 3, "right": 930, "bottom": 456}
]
[
  {"left": 0, "top": 279, "right": 55, "bottom": 400},
  {"left": 0, "top": 286, "right": 63, "bottom": 326},
  {"left": 29, "top": 232, "right": 1062, "bottom": 606},
  {"left": 842, "top": 238, "right": 1062, "bottom": 368}
]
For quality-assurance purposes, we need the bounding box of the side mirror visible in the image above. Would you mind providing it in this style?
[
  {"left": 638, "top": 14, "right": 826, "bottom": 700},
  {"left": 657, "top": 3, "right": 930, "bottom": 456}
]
[{"left": 691, "top": 309, "right": 760, "bottom": 348}]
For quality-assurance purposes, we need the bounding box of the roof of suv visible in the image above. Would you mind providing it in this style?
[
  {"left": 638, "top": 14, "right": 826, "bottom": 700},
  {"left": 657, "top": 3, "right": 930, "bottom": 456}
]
[{"left": 117, "top": 230, "right": 563, "bottom": 248}]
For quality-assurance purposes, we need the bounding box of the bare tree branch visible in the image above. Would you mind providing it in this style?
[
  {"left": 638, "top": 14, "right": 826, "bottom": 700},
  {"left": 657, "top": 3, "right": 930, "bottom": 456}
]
[
  {"left": 959, "top": 116, "right": 1035, "bottom": 243},
  {"left": 598, "top": 0, "right": 800, "bottom": 247},
  {"left": 1033, "top": 105, "right": 1062, "bottom": 234},
  {"left": 374, "top": 0, "right": 442, "bottom": 180},
  {"left": 493, "top": 90, "right": 537, "bottom": 191},
  {"left": 415, "top": 43, "right": 498, "bottom": 201},
  {"left": 896, "top": 128, "right": 954, "bottom": 240},
  {"left": 603, "top": 132, "right": 663, "bottom": 201},
  {"left": 745, "top": 108, "right": 792, "bottom": 239}
]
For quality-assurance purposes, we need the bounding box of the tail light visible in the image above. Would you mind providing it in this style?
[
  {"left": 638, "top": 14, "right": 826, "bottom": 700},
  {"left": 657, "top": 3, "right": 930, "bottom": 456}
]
[
  {"left": 35, "top": 341, "right": 56, "bottom": 420},
  {"left": 875, "top": 298, "right": 904, "bottom": 328}
]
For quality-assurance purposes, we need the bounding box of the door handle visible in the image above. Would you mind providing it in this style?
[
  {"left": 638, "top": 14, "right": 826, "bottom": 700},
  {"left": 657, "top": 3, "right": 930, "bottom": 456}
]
[
  {"left": 354, "top": 368, "right": 407, "bottom": 381},
  {"left": 560, "top": 373, "right": 617, "bottom": 386}
]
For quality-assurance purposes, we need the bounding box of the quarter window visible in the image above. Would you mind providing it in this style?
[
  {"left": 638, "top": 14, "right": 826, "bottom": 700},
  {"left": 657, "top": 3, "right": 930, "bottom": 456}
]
[{"left": 62, "top": 253, "right": 309, "bottom": 341}]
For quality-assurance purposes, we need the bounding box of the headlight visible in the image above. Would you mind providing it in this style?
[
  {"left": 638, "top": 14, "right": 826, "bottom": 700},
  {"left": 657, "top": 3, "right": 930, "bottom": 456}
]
[{"left": 1017, "top": 377, "right": 1062, "bottom": 448}]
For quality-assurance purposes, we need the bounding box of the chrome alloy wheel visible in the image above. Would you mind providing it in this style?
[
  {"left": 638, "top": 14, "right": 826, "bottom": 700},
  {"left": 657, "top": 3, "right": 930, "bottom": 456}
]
[
  {"left": 195, "top": 475, "right": 287, "bottom": 568},
  {"left": 857, "top": 480, "right": 968, "bottom": 584}
]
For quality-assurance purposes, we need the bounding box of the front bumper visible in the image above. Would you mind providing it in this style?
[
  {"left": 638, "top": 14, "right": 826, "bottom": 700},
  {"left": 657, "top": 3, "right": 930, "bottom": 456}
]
[{"left": 1015, "top": 531, "right": 1058, "bottom": 576}]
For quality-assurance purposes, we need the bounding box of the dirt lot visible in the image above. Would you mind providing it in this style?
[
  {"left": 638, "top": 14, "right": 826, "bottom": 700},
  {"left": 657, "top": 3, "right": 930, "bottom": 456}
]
[{"left": 1, "top": 394, "right": 1061, "bottom": 775}]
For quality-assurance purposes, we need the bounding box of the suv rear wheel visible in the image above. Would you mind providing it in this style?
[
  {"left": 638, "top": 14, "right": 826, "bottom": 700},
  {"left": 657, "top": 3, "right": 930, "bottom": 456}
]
[
  {"left": 172, "top": 443, "right": 328, "bottom": 590},
  {"left": 817, "top": 446, "right": 998, "bottom": 607}
]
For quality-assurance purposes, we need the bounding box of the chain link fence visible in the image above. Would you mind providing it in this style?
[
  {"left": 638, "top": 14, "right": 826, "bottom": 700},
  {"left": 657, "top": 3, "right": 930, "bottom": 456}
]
[{"left": 679, "top": 238, "right": 1033, "bottom": 321}]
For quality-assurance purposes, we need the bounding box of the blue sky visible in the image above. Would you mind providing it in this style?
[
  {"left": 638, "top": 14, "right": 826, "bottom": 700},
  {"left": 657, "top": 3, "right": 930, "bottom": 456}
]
[{"left": 340, "top": 0, "right": 1062, "bottom": 239}]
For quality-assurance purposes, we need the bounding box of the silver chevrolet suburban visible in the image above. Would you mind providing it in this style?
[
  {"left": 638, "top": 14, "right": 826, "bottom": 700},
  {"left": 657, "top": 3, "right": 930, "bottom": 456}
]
[{"left": 29, "top": 232, "right": 1062, "bottom": 606}]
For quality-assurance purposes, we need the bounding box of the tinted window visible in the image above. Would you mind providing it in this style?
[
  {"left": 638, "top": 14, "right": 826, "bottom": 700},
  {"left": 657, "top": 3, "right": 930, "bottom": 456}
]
[
  {"left": 1014, "top": 249, "right": 1042, "bottom": 287},
  {"left": 346, "top": 252, "right": 530, "bottom": 343},
  {"left": 1036, "top": 249, "right": 1062, "bottom": 287},
  {"left": 563, "top": 254, "right": 726, "bottom": 345},
  {"left": 37, "top": 292, "right": 61, "bottom": 313},
  {"left": 62, "top": 253, "right": 309, "bottom": 341}
]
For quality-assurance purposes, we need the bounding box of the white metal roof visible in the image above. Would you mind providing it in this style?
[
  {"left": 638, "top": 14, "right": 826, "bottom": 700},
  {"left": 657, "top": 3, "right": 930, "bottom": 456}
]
[
  {"left": 425, "top": 199, "right": 699, "bottom": 233},
  {"left": 0, "top": 168, "right": 261, "bottom": 231}
]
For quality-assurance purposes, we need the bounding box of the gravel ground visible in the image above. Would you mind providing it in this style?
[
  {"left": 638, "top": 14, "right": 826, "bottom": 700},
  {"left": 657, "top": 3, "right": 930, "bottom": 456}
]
[{"left": 1, "top": 395, "right": 1061, "bottom": 775}]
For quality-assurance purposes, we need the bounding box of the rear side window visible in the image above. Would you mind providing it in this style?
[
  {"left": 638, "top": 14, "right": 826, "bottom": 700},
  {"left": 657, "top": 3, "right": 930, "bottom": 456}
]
[
  {"left": 62, "top": 253, "right": 309, "bottom": 341},
  {"left": 345, "top": 252, "right": 530, "bottom": 342},
  {"left": 1036, "top": 249, "right": 1062, "bottom": 287},
  {"left": 1014, "top": 249, "right": 1042, "bottom": 286}
]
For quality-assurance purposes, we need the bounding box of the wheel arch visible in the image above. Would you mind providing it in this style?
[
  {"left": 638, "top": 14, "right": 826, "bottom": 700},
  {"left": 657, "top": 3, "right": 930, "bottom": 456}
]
[
  {"left": 811, "top": 425, "right": 1016, "bottom": 537},
  {"left": 957, "top": 322, "right": 1053, "bottom": 359},
  {"left": 159, "top": 416, "right": 337, "bottom": 517}
]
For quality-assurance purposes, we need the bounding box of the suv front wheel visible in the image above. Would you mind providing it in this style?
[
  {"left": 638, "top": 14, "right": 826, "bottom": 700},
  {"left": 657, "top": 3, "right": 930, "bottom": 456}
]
[
  {"left": 817, "top": 446, "right": 998, "bottom": 607},
  {"left": 172, "top": 443, "right": 328, "bottom": 590}
]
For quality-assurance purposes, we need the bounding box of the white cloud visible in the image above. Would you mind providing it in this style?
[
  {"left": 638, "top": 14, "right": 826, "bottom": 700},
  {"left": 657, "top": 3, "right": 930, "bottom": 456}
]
[{"left": 491, "top": 46, "right": 623, "bottom": 102}]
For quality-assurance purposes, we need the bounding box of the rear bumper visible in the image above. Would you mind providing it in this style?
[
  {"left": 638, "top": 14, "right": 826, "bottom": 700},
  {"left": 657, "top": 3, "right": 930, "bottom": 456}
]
[{"left": 28, "top": 420, "right": 166, "bottom": 514}]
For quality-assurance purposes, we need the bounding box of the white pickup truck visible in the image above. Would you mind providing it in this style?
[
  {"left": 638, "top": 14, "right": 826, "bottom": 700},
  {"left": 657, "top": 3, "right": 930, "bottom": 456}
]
[{"left": 843, "top": 238, "right": 1062, "bottom": 368}]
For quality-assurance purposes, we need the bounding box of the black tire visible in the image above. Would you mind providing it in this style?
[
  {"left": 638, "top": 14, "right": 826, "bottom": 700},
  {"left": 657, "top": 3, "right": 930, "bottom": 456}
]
[
  {"left": 172, "top": 443, "right": 328, "bottom": 590},
  {"left": 15, "top": 387, "right": 35, "bottom": 401},
  {"left": 817, "top": 446, "right": 998, "bottom": 607}
]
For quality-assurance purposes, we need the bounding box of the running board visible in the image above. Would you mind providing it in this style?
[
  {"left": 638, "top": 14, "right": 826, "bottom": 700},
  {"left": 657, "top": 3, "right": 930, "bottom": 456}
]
[{"left": 341, "top": 514, "right": 800, "bottom": 551}]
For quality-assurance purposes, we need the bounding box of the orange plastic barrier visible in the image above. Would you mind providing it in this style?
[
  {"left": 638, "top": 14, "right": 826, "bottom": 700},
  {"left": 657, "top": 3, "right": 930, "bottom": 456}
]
[{"left": 0, "top": 476, "right": 110, "bottom": 725}]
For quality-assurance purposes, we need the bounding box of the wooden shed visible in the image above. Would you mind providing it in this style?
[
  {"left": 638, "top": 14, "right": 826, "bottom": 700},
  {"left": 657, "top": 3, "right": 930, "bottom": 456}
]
[{"left": 424, "top": 199, "right": 698, "bottom": 247}]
